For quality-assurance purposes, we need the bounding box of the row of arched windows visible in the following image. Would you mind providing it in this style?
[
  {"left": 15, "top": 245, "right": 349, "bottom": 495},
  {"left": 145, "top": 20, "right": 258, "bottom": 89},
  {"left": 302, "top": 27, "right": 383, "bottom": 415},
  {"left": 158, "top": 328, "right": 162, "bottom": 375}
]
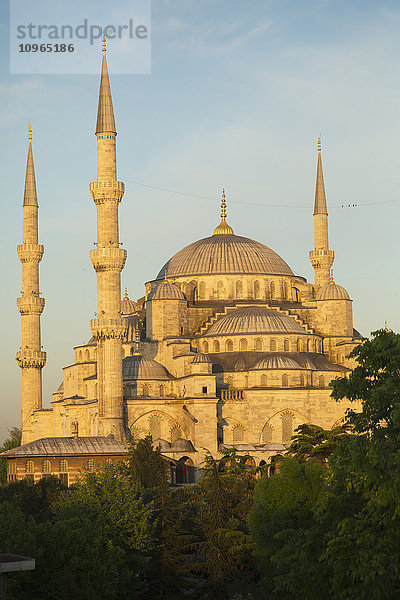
[
  {"left": 139, "top": 384, "right": 165, "bottom": 397},
  {"left": 76, "top": 348, "right": 97, "bottom": 363},
  {"left": 24, "top": 458, "right": 96, "bottom": 474},
  {"left": 202, "top": 337, "right": 322, "bottom": 353},
  {"left": 232, "top": 413, "right": 295, "bottom": 446},
  {"left": 148, "top": 415, "right": 182, "bottom": 443},
  {"left": 227, "top": 373, "right": 325, "bottom": 388},
  {"left": 197, "top": 280, "right": 294, "bottom": 301}
]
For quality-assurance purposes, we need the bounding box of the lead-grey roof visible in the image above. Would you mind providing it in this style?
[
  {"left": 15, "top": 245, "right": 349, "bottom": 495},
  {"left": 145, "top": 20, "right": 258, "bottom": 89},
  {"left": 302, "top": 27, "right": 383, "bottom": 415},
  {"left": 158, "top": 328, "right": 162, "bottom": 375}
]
[
  {"left": 122, "top": 355, "right": 172, "bottom": 380},
  {"left": 204, "top": 307, "right": 305, "bottom": 337},
  {"left": 156, "top": 233, "right": 294, "bottom": 279},
  {"left": 3, "top": 437, "right": 128, "bottom": 458}
]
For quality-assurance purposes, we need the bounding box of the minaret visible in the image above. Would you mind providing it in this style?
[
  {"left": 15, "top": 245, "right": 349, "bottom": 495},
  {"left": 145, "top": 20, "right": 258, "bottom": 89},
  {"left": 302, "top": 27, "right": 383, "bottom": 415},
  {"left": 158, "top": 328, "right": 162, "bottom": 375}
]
[
  {"left": 89, "top": 35, "right": 127, "bottom": 440},
  {"left": 309, "top": 137, "right": 334, "bottom": 286},
  {"left": 16, "top": 124, "right": 46, "bottom": 444}
]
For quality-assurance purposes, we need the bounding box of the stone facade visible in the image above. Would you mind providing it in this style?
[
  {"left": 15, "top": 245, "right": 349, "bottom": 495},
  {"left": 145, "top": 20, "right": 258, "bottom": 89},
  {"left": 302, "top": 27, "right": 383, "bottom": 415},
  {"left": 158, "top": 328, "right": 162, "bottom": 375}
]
[{"left": 9, "top": 45, "right": 363, "bottom": 485}]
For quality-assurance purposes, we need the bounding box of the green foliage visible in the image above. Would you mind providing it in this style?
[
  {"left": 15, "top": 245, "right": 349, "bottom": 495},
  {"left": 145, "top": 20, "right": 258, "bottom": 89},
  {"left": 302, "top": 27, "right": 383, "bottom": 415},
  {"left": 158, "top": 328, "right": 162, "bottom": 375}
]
[
  {"left": 124, "top": 434, "right": 168, "bottom": 491},
  {"left": 0, "top": 475, "right": 66, "bottom": 521},
  {"left": 285, "top": 422, "right": 352, "bottom": 464},
  {"left": 0, "top": 427, "right": 21, "bottom": 485}
]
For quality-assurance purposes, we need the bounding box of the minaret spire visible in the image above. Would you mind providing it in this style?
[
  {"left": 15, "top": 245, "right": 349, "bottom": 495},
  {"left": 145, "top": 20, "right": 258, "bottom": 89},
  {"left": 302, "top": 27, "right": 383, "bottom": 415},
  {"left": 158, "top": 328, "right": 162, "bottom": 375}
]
[
  {"left": 90, "top": 40, "right": 127, "bottom": 441},
  {"left": 309, "top": 137, "right": 334, "bottom": 287},
  {"left": 17, "top": 124, "right": 46, "bottom": 444}
]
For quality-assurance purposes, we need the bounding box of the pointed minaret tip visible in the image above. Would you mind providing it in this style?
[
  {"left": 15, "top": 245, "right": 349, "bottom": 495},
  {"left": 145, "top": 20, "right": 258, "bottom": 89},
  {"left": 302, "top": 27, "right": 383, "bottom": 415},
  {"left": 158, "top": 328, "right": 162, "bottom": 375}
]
[
  {"left": 95, "top": 35, "right": 116, "bottom": 135},
  {"left": 314, "top": 135, "right": 328, "bottom": 216},
  {"left": 213, "top": 188, "right": 234, "bottom": 235},
  {"left": 24, "top": 124, "right": 38, "bottom": 207}
]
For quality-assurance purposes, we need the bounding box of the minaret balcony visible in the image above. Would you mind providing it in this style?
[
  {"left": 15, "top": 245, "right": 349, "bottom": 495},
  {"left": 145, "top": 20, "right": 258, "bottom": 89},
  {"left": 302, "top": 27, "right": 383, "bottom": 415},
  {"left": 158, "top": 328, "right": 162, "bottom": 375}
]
[
  {"left": 90, "top": 317, "right": 127, "bottom": 340},
  {"left": 309, "top": 249, "right": 335, "bottom": 269},
  {"left": 90, "top": 247, "right": 127, "bottom": 272},
  {"left": 17, "top": 244, "right": 44, "bottom": 263},
  {"left": 17, "top": 296, "right": 45, "bottom": 315},
  {"left": 16, "top": 349, "right": 47, "bottom": 369},
  {"left": 90, "top": 181, "right": 125, "bottom": 205}
]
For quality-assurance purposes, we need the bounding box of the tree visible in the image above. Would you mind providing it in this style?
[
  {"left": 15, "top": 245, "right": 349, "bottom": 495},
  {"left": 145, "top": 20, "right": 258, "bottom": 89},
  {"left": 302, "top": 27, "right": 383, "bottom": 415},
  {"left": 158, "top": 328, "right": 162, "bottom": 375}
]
[
  {"left": 0, "top": 427, "right": 21, "bottom": 485},
  {"left": 285, "top": 423, "right": 352, "bottom": 465}
]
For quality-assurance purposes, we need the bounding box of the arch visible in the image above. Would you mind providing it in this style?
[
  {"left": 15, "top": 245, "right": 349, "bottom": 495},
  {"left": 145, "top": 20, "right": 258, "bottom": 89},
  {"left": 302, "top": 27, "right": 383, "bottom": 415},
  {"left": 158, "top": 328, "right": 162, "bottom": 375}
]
[
  {"left": 71, "top": 420, "right": 78, "bottom": 437},
  {"left": 284, "top": 338, "right": 290, "bottom": 351},
  {"left": 270, "top": 281, "right": 275, "bottom": 299},
  {"left": 293, "top": 287, "right": 301, "bottom": 302},
  {"left": 255, "top": 338, "right": 263, "bottom": 351},
  {"left": 159, "top": 384, "right": 165, "bottom": 397},
  {"left": 225, "top": 339, "right": 233, "bottom": 352},
  {"left": 282, "top": 373, "right": 289, "bottom": 387},
  {"left": 239, "top": 338, "right": 248, "bottom": 351},
  {"left": 149, "top": 414, "right": 161, "bottom": 440},
  {"left": 85, "top": 349, "right": 90, "bottom": 362},
  {"left": 261, "top": 424, "right": 273, "bottom": 444},
  {"left": 235, "top": 280, "right": 243, "bottom": 299},
  {"left": 245, "top": 456, "right": 256, "bottom": 467},
  {"left": 297, "top": 338, "right": 302, "bottom": 352},
  {"left": 261, "top": 374, "right": 267, "bottom": 386},
  {"left": 213, "top": 340, "right": 220, "bottom": 352},
  {"left": 232, "top": 425, "right": 244, "bottom": 443},
  {"left": 307, "top": 338, "right": 310, "bottom": 352},
  {"left": 203, "top": 341, "right": 209, "bottom": 353},
  {"left": 282, "top": 412, "right": 293, "bottom": 444},
  {"left": 270, "top": 339, "right": 277, "bottom": 352},
  {"left": 217, "top": 280, "right": 226, "bottom": 299},
  {"left": 198, "top": 281, "right": 206, "bottom": 300},
  {"left": 170, "top": 426, "right": 181, "bottom": 443},
  {"left": 254, "top": 280, "right": 261, "bottom": 299},
  {"left": 42, "top": 460, "right": 51, "bottom": 473},
  {"left": 175, "top": 456, "right": 195, "bottom": 484},
  {"left": 59, "top": 459, "right": 68, "bottom": 472},
  {"left": 300, "top": 373, "right": 305, "bottom": 387},
  {"left": 25, "top": 460, "right": 34, "bottom": 474}
]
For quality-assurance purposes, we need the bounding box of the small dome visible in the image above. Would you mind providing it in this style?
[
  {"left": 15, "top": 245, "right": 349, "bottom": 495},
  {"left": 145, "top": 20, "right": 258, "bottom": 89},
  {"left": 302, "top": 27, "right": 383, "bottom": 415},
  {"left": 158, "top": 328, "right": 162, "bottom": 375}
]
[
  {"left": 122, "top": 355, "right": 172, "bottom": 380},
  {"left": 316, "top": 283, "right": 350, "bottom": 301},
  {"left": 150, "top": 281, "right": 186, "bottom": 301},
  {"left": 255, "top": 355, "right": 302, "bottom": 370},
  {"left": 121, "top": 289, "right": 137, "bottom": 315},
  {"left": 191, "top": 353, "right": 212, "bottom": 364},
  {"left": 205, "top": 307, "right": 305, "bottom": 337},
  {"left": 171, "top": 438, "right": 196, "bottom": 452}
]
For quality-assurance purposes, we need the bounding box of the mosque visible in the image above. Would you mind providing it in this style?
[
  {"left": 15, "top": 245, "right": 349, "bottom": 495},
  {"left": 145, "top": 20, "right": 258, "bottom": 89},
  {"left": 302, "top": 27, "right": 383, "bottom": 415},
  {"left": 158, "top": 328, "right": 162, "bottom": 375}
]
[{"left": 5, "top": 39, "right": 361, "bottom": 485}]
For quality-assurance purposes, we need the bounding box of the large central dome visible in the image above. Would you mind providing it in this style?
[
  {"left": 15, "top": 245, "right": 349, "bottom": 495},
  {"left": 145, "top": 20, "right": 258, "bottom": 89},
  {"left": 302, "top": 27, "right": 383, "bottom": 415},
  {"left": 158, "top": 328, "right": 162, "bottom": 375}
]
[{"left": 156, "top": 233, "right": 293, "bottom": 279}]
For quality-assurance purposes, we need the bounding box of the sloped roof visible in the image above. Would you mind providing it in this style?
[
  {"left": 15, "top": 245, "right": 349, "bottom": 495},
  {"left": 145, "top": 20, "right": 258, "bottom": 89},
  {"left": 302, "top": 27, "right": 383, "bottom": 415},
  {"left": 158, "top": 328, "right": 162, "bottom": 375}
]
[{"left": 3, "top": 437, "right": 128, "bottom": 458}]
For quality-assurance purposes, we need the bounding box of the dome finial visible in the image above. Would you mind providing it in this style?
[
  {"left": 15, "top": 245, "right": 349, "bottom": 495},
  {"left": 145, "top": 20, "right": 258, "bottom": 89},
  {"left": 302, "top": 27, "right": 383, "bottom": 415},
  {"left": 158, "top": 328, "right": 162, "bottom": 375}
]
[
  {"left": 318, "top": 135, "right": 321, "bottom": 154},
  {"left": 213, "top": 188, "right": 234, "bottom": 236},
  {"left": 102, "top": 31, "right": 106, "bottom": 55},
  {"left": 133, "top": 322, "right": 142, "bottom": 356},
  {"left": 330, "top": 270, "right": 334, "bottom": 284},
  {"left": 28, "top": 121, "right": 32, "bottom": 142},
  {"left": 124, "top": 287, "right": 128, "bottom": 299},
  {"left": 385, "top": 320, "right": 388, "bottom": 332}
]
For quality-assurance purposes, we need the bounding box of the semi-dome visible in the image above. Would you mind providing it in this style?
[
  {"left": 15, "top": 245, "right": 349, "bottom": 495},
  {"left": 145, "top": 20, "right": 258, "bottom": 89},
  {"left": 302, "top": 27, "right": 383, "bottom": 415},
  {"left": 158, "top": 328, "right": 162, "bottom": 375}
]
[
  {"left": 122, "top": 355, "right": 172, "bottom": 380},
  {"left": 150, "top": 280, "right": 186, "bottom": 301},
  {"left": 255, "top": 355, "right": 302, "bottom": 370},
  {"left": 204, "top": 307, "right": 305, "bottom": 337},
  {"left": 316, "top": 283, "right": 350, "bottom": 301},
  {"left": 156, "top": 234, "right": 293, "bottom": 279}
]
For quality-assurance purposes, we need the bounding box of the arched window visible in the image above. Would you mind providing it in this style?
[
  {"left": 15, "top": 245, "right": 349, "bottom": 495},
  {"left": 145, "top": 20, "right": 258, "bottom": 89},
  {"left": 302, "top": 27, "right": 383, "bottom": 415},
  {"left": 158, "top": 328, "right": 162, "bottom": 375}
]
[
  {"left": 199, "top": 281, "right": 206, "bottom": 300},
  {"left": 149, "top": 415, "right": 161, "bottom": 440},
  {"left": 87, "top": 459, "right": 95, "bottom": 472},
  {"left": 319, "top": 340, "right": 323, "bottom": 353},
  {"left": 170, "top": 426, "right": 181, "bottom": 443},
  {"left": 236, "top": 280, "right": 243, "bottom": 299},
  {"left": 319, "top": 375, "right": 324, "bottom": 388},
  {"left": 232, "top": 426, "right": 244, "bottom": 443},
  {"left": 283, "top": 282, "right": 289, "bottom": 300},
  {"left": 270, "top": 281, "right": 275, "bottom": 299},
  {"left": 217, "top": 281, "right": 225, "bottom": 299},
  {"left": 282, "top": 374, "right": 289, "bottom": 387},
  {"left": 213, "top": 340, "right": 220, "bottom": 352},
  {"left": 307, "top": 339, "right": 310, "bottom": 352},
  {"left": 159, "top": 384, "right": 165, "bottom": 397},
  {"left": 255, "top": 338, "right": 263, "bottom": 351},
  {"left": 226, "top": 339, "right": 233, "bottom": 352},
  {"left": 300, "top": 374, "right": 305, "bottom": 386},
  {"left": 254, "top": 280, "right": 261, "bottom": 299},
  {"left": 239, "top": 338, "right": 248, "bottom": 351},
  {"left": 85, "top": 349, "right": 90, "bottom": 361},
  {"left": 42, "top": 460, "right": 51, "bottom": 473},
  {"left": 59, "top": 459, "right": 68, "bottom": 472},
  {"left": 297, "top": 338, "right": 302, "bottom": 352},
  {"left": 25, "top": 460, "right": 34, "bottom": 474},
  {"left": 262, "top": 424, "right": 273, "bottom": 444},
  {"left": 78, "top": 351, "right": 82, "bottom": 362},
  {"left": 261, "top": 374, "right": 267, "bottom": 386},
  {"left": 284, "top": 339, "right": 290, "bottom": 351},
  {"left": 270, "top": 339, "right": 277, "bottom": 352},
  {"left": 142, "top": 384, "right": 149, "bottom": 396},
  {"left": 282, "top": 413, "right": 293, "bottom": 444},
  {"left": 203, "top": 341, "right": 209, "bottom": 353}
]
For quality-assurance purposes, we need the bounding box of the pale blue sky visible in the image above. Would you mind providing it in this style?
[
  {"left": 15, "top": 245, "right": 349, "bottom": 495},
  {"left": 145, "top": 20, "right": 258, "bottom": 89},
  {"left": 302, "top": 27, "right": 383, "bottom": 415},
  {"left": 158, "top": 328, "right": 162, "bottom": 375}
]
[{"left": 1, "top": 0, "right": 400, "bottom": 441}]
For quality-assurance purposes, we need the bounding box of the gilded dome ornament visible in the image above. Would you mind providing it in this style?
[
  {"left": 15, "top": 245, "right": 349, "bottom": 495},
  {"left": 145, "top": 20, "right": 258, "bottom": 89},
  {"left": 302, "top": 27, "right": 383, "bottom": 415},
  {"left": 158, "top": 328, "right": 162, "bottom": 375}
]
[{"left": 213, "top": 188, "right": 234, "bottom": 236}]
